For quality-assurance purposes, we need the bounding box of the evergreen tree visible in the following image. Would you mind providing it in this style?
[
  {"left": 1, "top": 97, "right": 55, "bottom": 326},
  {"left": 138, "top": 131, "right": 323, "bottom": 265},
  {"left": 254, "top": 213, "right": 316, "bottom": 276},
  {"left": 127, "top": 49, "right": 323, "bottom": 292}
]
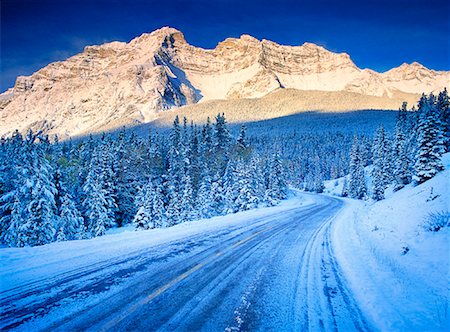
[
  {"left": 166, "top": 116, "right": 183, "bottom": 226},
  {"left": 348, "top": 136, "right": 367, "bottom": 199},
  {"left": 223, "top": 160, "right": 238, "bottom": 214},
  {"left": 213, "top": 113, "right": 232, "bottom": 174},
  {"left": 197, "top": 174, "right": 213, "bottom": 218},
  {"left": 437, "top": 88, "right": 450, "bottom": 151},
  {"left": 113, "top": 128, "right": 136, "bottom": 226},
  {"left": 265, "top": 153, "right": 288, "bottom": 204},
  {"left": 234, "top": 162, "right": 259, "bottom": 211},
  {"left": 133, "top": 180, "right": 154, "bottom": 230},
  {"left": 24, "top": 173, "right": 57, "bottom": 245},
  {"left": 3, "top": 195, "right": 24, "bottom": 246},
  {"left": 82, "top": 152, "right": 115, "bottom": 237},
  {"left": 180, "top": 174, "right": 196, "bottom": 222},
  {"left": 97, "top": 140, "right": 118, "bottom": 225},
  {"left": 393, "top": 103, "right": 412, "bottom": 190},
  {"left": 14, "top": 138, "right": 58, "bottom": 246},
  {"left": 152, "top": 181, "right": 167, "bottom": 228},
  {"left": 1, "top": 134, "right": 32, "bottom": 246},
  {"left": 235, "top": 125, "right": 250, "bottom": 159},
  {"left": 210, "top": 173, "right": 224, "bottom": 216},
  {"left": 414, "top": 94, "right": 445, "bottom": 183},
  {"left": 371, "top": 126, "right": 389, "bottom": 200},
  {"left": 57, "top": 194, "right": 85, "bottom": 241},
  {"left": 341, "top": 176, "right": 349, "bottom": 197},
  {"left": 199, "top": 117, "right": 213, "bottom": 168}
]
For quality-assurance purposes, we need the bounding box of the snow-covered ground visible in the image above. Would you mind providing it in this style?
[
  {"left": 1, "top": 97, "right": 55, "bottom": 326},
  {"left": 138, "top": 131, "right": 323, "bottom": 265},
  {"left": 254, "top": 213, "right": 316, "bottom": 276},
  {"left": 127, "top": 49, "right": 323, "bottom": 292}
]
[
  {"left": 331, "top": 153, "right": 450, "bottom": 331},
  {"left": 2, "top": 157, "right": 448, "bottom": 331},
  {"left": 2, "top": 192, "right": 361, "bottom": 331},
  {"left": 0, "top": 192, "right": 314, "bottom": 293}
]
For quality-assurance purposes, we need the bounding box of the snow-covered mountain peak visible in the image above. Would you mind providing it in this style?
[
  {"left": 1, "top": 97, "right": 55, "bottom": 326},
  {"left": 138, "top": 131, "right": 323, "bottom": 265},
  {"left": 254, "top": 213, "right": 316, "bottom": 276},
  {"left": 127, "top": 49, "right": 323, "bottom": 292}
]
[
  {"left": 0, "top": 27, "right": 448, "bottom": 138},
  {"left": 129, "top": 26, "right": 186, "bottom": 49},
  {"left": 382, "top": 61, "right": 448, "bottom": 94}
]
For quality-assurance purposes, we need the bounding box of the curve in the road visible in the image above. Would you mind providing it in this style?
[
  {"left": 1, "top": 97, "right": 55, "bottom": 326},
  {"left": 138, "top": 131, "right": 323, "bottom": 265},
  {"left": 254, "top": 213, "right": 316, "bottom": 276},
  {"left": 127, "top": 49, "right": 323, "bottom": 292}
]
[{"left": 1, "top": 194, "right": 372, "bottom": 332}]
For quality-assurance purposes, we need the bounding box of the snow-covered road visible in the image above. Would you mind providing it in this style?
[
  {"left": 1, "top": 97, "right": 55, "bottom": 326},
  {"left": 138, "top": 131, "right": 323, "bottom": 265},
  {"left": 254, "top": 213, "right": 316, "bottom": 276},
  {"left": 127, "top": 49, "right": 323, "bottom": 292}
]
[{"left": 1, "top": 193, "right": 370, "bottom": 331}]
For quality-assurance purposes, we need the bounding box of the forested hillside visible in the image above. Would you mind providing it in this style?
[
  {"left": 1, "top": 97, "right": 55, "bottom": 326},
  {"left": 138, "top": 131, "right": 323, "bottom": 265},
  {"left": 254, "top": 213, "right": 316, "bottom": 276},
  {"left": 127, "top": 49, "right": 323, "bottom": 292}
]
[
  {"left": 0, "top": 114, "right": 287, "bottom": 247},
  {"left": 0, "top": 89, "right": 448, "bottom": 247}
]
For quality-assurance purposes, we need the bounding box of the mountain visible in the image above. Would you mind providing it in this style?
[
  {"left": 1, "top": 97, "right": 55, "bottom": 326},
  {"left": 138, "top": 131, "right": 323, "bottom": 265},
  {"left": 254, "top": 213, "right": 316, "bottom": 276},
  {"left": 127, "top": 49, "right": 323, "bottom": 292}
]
[{"left": 0, "top": 27, "right": 448, "bottom": 137}]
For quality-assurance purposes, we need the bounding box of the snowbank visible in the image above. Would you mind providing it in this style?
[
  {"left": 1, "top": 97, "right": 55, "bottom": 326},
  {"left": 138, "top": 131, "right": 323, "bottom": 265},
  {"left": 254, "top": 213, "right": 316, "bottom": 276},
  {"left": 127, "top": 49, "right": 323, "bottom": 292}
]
[{"left": 332, "top": 154, "right": 450, "bottom": 331}]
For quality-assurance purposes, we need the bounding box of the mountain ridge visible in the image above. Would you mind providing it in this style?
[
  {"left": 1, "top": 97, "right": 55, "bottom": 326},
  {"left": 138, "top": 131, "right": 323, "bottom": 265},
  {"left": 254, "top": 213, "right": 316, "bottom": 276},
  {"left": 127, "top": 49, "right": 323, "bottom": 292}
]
[{"left": 1, "top": 26, "right": 448, "bottom": 137}]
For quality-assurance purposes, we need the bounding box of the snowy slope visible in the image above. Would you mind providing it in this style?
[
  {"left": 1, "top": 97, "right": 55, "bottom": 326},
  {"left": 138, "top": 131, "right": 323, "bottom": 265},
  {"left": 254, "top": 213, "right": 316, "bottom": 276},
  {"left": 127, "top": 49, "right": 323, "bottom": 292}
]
[
  {"left": 331, "top": 154, "right": 450, "bottom": 331},
  {"left": 1, "top": 27, "right": 447, "bottom": 138}
]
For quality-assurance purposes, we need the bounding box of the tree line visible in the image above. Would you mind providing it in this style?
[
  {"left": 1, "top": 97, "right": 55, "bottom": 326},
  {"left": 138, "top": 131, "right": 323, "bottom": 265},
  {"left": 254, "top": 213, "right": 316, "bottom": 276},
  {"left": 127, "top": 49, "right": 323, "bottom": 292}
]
[
  {"left": 346, "top": 89, "right": 449, "bottom": 200},
  {"left": 1, "top": 89, "right": 447, "bottom": 247},
  {"left": 0, "top": 114, "right": 287, "bottom": 247}
]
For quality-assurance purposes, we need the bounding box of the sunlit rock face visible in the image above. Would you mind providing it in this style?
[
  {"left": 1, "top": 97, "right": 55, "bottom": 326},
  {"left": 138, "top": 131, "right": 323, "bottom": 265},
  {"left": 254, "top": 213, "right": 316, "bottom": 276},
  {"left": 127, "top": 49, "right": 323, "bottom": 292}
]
[{"left": 1, "top": 27, "right": 448, "bottom": 137}]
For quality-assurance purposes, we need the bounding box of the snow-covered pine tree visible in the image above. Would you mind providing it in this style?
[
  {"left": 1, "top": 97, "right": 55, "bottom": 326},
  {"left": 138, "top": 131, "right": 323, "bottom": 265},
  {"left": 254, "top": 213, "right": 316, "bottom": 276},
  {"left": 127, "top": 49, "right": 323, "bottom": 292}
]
[
  {"left": 166, "top": 116, "right": 183, "bottom": 227},
  {"left": 371, "top": 125, "right": 389, "bottom": 200},
  {"left": 313, "top": 170, "right": 325, "bottom": 194},
  {"left": 341, "top": 176, "right": 349, "bottom": 197},
  {"left": 2, "top": 195, "right": 24, "bottom": 247},
  {"left": 0, "top": 141, "right": 15, "bottom": 240},
  {"left": 348, "top": 136, "right": 367, "bottom": 199},
  {"left": 199, "top": 117, "right": 214, "bottom": 169},
  {"left": 98, "top": 139, "right": 118, "bottom": 225},
  {"left": 414, "top": 93, "right": 445, "bottom": 184},
  {"left": 188, "top": 125, "right": 201, "bottom": 195},
  {"left": 133, "top": 180, "right": 154, "bottom": 230},
  {"left": 166, "top": 193, "right": 181, "bottom": 227},
  {"left": 152, "top": 180, "right": 167, "bottom": 228},
  {"left": 21, "top": 141, "right": 58, "bottom": 246},
  {"left": 113, "top": 128, "right": 136, "bottom": 226},
  {"left": 213, "top": 113, "right": 232, "bottom": 175},
  {"left": 234, "top": 162, "right": 259, "bottom": 211},
  {"left": 235, "top": 125, "right": 251, "bottom": 159},
  {"left": 265, "top": 153, "right": 288, "bottom": 205},
  {"left": 223, "top": 160, "right": 238, "bottom": 214},
  {"left": 437, "top": 88, "right": 450, "bottom": 151},
  {"left": 0, "top": 132, "right": 32, "bottom": 246},
  {"left": 393, "top": 103, "right": 412, "bottom": 190},
  {"left": 180, "top": 173, "right": 196, "bottom": 222},
  {"left": 57, "top": 193, "right": 85, "bottom": 241},
  {"left": 82, "top": 150, "right": 115, "bottom": 237},
  {"left": 197, "top": 173, "right": 213, "bottom": 218},
  {"left": 210, "top": 172, "right": 224, "bottom": 216}
]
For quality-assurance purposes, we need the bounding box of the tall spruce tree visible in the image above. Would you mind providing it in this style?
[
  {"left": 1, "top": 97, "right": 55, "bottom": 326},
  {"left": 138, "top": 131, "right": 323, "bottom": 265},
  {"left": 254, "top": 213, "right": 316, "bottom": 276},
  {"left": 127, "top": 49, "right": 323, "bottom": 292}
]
[
  {"left": 393, "top": 103, "right": 412, "bottom": 190},
  {"left": 57, "top": 193, "right": 85, "bottom": 241},
  {"left": 265, "top": 153, "right": 288, "bottom": 204},
  {"left": 414, "top": 94, "right": 445, "bottom": 183},
  {"left": 133, "top": 180, "right": 154, "bottom": 230},
  {"left": 437, "top": 88, "right": 450, "bottom": 151},
  {"left": 82, "top": 150, "right": 116, "bottom": 237},
  {"left": 348, "top": 136, "right": 367, "bottom": 199},
  {"left": 234, "top": 162, "right": 259, "bottom": 211},
  {"left": 371, "top": 125, "right": 389, "bottom": 200}
]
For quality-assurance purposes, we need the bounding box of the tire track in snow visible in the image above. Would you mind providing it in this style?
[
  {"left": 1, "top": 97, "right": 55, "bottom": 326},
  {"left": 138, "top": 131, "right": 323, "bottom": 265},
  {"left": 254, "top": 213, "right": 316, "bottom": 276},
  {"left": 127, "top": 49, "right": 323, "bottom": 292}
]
[
  {"left": 0, "top": 206, "right": 311, "bottom": 330},
  {"left": 2, "top": 195, "right": 372, "bottom": 331},
  {"left": 295, "top": 196, "right": 371, "bottom": 331}
]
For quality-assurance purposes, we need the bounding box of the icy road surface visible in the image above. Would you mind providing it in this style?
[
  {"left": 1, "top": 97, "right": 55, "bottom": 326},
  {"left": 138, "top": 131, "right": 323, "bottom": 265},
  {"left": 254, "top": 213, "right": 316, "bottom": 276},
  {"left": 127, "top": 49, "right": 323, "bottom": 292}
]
[{"left": 0, "top": 193, "right": 370, "bottom": 331}]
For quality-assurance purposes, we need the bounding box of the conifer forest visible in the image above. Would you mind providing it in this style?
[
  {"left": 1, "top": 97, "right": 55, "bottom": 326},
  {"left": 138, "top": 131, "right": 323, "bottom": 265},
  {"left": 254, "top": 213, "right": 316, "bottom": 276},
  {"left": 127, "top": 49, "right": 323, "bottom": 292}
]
[{"left": 0, "top": 89, "right": 448, "bottom": 248}]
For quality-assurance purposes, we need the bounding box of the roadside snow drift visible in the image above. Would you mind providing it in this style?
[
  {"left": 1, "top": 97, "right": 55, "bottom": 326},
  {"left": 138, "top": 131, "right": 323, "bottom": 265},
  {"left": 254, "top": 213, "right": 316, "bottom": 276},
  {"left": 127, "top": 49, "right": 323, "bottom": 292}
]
[{"left": 332, "top": 154, "right": 450, "bottom": 331}]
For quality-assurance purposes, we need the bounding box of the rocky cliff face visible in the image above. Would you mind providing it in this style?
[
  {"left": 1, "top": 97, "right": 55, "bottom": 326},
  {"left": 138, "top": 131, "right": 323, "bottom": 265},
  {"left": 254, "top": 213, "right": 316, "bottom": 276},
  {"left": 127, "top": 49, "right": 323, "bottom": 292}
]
[{"left": 1, "top": 27, "right": 448, "bottom": 137}]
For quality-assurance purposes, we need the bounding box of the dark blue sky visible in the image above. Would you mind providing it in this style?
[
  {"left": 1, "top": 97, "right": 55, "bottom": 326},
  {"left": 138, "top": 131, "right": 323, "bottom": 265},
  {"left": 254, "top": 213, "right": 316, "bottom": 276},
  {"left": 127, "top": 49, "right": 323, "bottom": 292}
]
[{"left": 1, "top": 0, "right": 449, "bottom": 92}]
